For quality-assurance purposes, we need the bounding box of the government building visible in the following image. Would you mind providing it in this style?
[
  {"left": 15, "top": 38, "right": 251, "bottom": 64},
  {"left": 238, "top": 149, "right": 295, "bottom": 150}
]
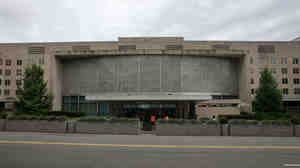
[{"left": 0, "top": 36, "right": 299, "bottom": 119}]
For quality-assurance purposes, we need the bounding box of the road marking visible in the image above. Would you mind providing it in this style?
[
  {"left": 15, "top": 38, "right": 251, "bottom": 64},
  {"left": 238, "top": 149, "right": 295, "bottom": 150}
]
[{"left": 1, "top": 140, "right": 300, "bottom": 150}]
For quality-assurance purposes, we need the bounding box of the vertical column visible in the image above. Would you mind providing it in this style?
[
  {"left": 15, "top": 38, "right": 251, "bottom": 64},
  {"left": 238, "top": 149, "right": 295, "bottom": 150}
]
[
  {"left": 180, "top": 55, "right": 183, "bottom": 91},
  {"left": 160, "top": 55, "right": 162, "bottom": 92},
  {"left": 137, "top": 56, "right": 141, "bottom": 93}
]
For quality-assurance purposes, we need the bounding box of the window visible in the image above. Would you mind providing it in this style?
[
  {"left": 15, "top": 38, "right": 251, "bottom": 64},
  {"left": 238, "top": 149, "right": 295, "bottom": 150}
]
[
  {"left": 0, "top": 79, "right": 1, "bottom": 86},
  {"left": 293, "top": 58, "right": 298, "bottom": 64},
  {"left": 0, "top": 69, "right": 2, "bottom": 75},
  {"left": 250, "top": 57, "right": 254, "bottom": 64},
  {"left": 251, "top": 89, "right": 255, "bottom": 95},
  {"left": 0, "top": 59, "right": 2, "bottom": 65},
  {"left": 5, "top": 59, "right": 11, "bottom": 66},
  {"left": 0, "top": 89, "right": 1, "bottom": 95},
  {"left": 294, "top": 78, "right": 300, "bottom": 84},
  {"left": 295, "top": 88, "right": 300, "bottom": 95},
  {"left": 293, "top": 68, "right": 299, "bottom": 74},
  {"left": 16, "top": 69, "right": 22, "bottom": 76},
  {"left": 281, "top": 68, "right": 288, "bottom": 74},
  {"left": 281, "top": 57, "right": 288, "bottom": 64},
  {"left": 270, "top": 57, "right": 277, "bottom": 64},
  {"left": 271, "top": 68, "right": 276, "bottom": 74},
  {"left": 5, "top": 69, "right": 11, "bottom": 76},
  {"left": 250, "top": 78, "right": 254, "bottom": 84},
  {"left": 4, "top": 89, "right": 9, "bottom": 96},
  {"left": 39, "top": 57, "right": 44, "bottom": 65},
  {"left": 282, "top": 88, "right": 289, "bottom": 95},
  {"left": 282, "top": 78, "right": 288, "bottom": 84},
  {"left": 16, "top": 80, "right": 22, "bottom": 86},
  {"left": 5, "top": 80, "right": 10, "bottom": 86},
  {"left": 17, "top": 60, "right": 22, "bottom": 65}
]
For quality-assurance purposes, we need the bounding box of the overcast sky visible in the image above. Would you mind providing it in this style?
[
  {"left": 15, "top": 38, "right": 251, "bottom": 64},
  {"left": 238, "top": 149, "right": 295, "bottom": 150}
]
[{"left": 0, "top": 0, "right": 299, "bottom": 42}]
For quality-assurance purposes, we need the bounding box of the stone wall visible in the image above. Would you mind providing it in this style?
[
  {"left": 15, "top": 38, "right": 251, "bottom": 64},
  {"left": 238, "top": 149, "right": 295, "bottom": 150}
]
[
  {"left": 156, "top": 122, "right": 221, "bottom": 136},
  {"left": 295, "top": 125, "right": 300, "bottom": 137},
  {"left": 230, "top": 124, "right": 293, "bottom": 137},
  {"left": 0, "top": 119, "right": 6, "bottom": 131},
  {"left": 5, "top": 120, "right": 66, "bottom": 133},
  {"left": 75, "top": 120, "right": 140, "bottom": 135}
]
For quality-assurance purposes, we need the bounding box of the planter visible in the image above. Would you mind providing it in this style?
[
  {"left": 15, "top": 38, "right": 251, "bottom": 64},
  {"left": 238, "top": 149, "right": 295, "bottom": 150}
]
[
  {"left": 230, "top": 124, "right": 263, "bottom": 136},
  {"left": 75, "top": 120, "right": 140, "bottom": 135},
  {"left": 262, "top": 125, "right": 293, "bottom": 137},
  {"left": 6, "top": 120, "right": 66, "bottom": 133},
  {"left": 230, "top": 124, "right": 293, "bottom": 137},
  {"left": 294, "top": 125, "right": 300, "bottom": 137},
  {"left": 0, "top": 119, "right": 6, "bottom": 131},
  {"left": 156, "top": 122, "right": 221, "bottom": 136}
]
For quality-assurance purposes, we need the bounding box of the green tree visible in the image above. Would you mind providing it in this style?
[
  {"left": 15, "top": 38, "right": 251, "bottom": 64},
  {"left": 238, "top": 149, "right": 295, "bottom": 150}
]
[
  {"left": 252, "top": 68, "right": 282, "bottom": 119},
  {"left": 15, "top": 64, "right": 53, "bottom": 115}
]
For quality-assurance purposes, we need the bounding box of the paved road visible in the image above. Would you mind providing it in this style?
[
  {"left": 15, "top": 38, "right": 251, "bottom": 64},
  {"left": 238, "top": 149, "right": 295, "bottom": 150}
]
[{"left": 0, "top": 132, "right": 300, "bottom": 168}]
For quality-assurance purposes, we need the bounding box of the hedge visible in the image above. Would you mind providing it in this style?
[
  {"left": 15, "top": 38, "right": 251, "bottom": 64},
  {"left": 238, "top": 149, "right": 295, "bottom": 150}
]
[
  {"left": 261, "top": 120, "right": 291, "bottom": 126},
  {"left": 157, "top": 119, "right": 218, "bottom": 125},
  {"left": 290, "top": 116, "right": 300, "bottom": 125},
  {"left": 0, "top": 113, "right": 7, "bottom": 119},
  {"left": 7, "top": 115, "right": 67, "bottom": 121},
  {"left": 78, "top": 116, "right": 138, "bottom": 122},
  {"left": 46, "top": 111, "right": 86, "bottom": 118},
  {"left": 229, "top": 119, "right": 259, "bottom": 125}
]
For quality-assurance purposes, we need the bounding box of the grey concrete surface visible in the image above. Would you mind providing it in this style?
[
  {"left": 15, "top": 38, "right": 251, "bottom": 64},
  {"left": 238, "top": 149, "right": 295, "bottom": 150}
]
[
  {"left": 62, "top": 56, "right": 239, "bottom": 98},
  {"left": 1, "top": 132, "right": 300, "bottom": 168},
  {"left": 156, "top": 123, "right": 221, "bottom": 136}
]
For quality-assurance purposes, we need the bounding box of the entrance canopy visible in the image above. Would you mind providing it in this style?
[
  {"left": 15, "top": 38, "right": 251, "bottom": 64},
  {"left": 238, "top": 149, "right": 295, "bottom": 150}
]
[{"left": 86, "top": 92, "right": 212, "bottom": 101}]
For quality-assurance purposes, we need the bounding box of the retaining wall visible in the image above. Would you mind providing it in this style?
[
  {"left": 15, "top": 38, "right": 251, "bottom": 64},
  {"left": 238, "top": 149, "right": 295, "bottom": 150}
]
[
  {"left": 5, "top": 120, "right": 66, "bottom": 133},
  {"left": 156, "top": 123, "right": 221, "bottom": 136},
  {"left": 75, "top": 120, "right": 140, "bottom": 135},
  {"left": 295, "top": 125, "right": 300, "bottom": 137},
  {"left": 230, "top": 124, "right": 293, "bottom": 137},
  {"left": 0, "top": 119, "right": 6, "bottom": 131}
]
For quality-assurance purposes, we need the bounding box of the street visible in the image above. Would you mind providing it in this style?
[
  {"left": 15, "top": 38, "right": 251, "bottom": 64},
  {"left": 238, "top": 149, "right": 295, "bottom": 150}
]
[{"left": 0, "top": 132, "right": 300, "bottom": 168}]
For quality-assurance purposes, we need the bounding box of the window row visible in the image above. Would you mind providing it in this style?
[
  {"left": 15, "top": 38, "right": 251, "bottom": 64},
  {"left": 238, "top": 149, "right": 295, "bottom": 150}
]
[
  {"left": 251, "top": 88, "right": 300, "bottom": 95},
  {"left": 271, "top": 68, "right": 299, "bottom": 74},
  {"left": 250, "top": 57, "right": 299, "bottom": 65},
  {"left": 0, "top": 69, "right": 22, "bottom": 76},
  {"left": 0, "top": 89, "right": 11, "bottom": 96},
  {"left": 0, "top": 59, "right": 22, "bottom": 66},
  {"left": 0, "top": 79, "right": 22, "bottom": 86},
  {"left": 250, "top": 78, "right": 300, "bottom": 85},
  {"left": 251, "top": 68, "right": 300, "bottom": 74}
]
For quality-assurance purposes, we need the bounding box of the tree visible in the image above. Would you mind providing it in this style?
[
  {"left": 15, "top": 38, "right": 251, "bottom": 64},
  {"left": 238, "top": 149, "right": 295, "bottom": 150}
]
[
  {"left": 252, "top": 68, "right": 282, "bottom": 119},
  {"left": 16, "top": 64, "right": 53, "bottom": 115}
]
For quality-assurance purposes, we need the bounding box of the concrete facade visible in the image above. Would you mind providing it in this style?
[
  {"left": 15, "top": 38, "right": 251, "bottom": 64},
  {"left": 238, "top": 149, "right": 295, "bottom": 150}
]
[{"left": 0, "top": 37, "right": 300, "bottom": 117}]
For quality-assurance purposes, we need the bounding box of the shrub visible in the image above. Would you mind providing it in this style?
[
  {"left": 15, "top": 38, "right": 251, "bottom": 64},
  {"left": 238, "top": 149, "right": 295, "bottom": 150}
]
[
  {"left": 290, "top": 116, "right": 300, "bottom": 125},
  {"left": 7, "top": 115, "right": 67, "bottom": 121},
  {"left": 219, "top": 114, "right": 255, "bottom": 121},
  {"left": 218, "top": 116, "right": 228, "bottom": 124},
  {"left": 229, "top": 119, "right": 259, "bottom": 125},
  {"left": 261, "top": 120, "right": 291, "bottom": 126},
  {"left": 78, "top": 116, "right": 109, "bottom": 122},
  {"left": 198, "top": 117, "right": 210, "bottom": 121},
  {"left": 47, "top": 111, "right": 86, "bottom": 118},
  {"left": 0, "top": 113, "right": 7, "bottom": 119},
  {"left": 158, "top": 119, "right": 217, "bottom": 125},
  {"left": 110, "top": 117, "right": 138, "bottom": 123},
  {"left": 78, "top": 116, "right": 138, "bottom": 122},
  {"left": 157, "top": 119, "right": 187, "bottom": 124}
]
